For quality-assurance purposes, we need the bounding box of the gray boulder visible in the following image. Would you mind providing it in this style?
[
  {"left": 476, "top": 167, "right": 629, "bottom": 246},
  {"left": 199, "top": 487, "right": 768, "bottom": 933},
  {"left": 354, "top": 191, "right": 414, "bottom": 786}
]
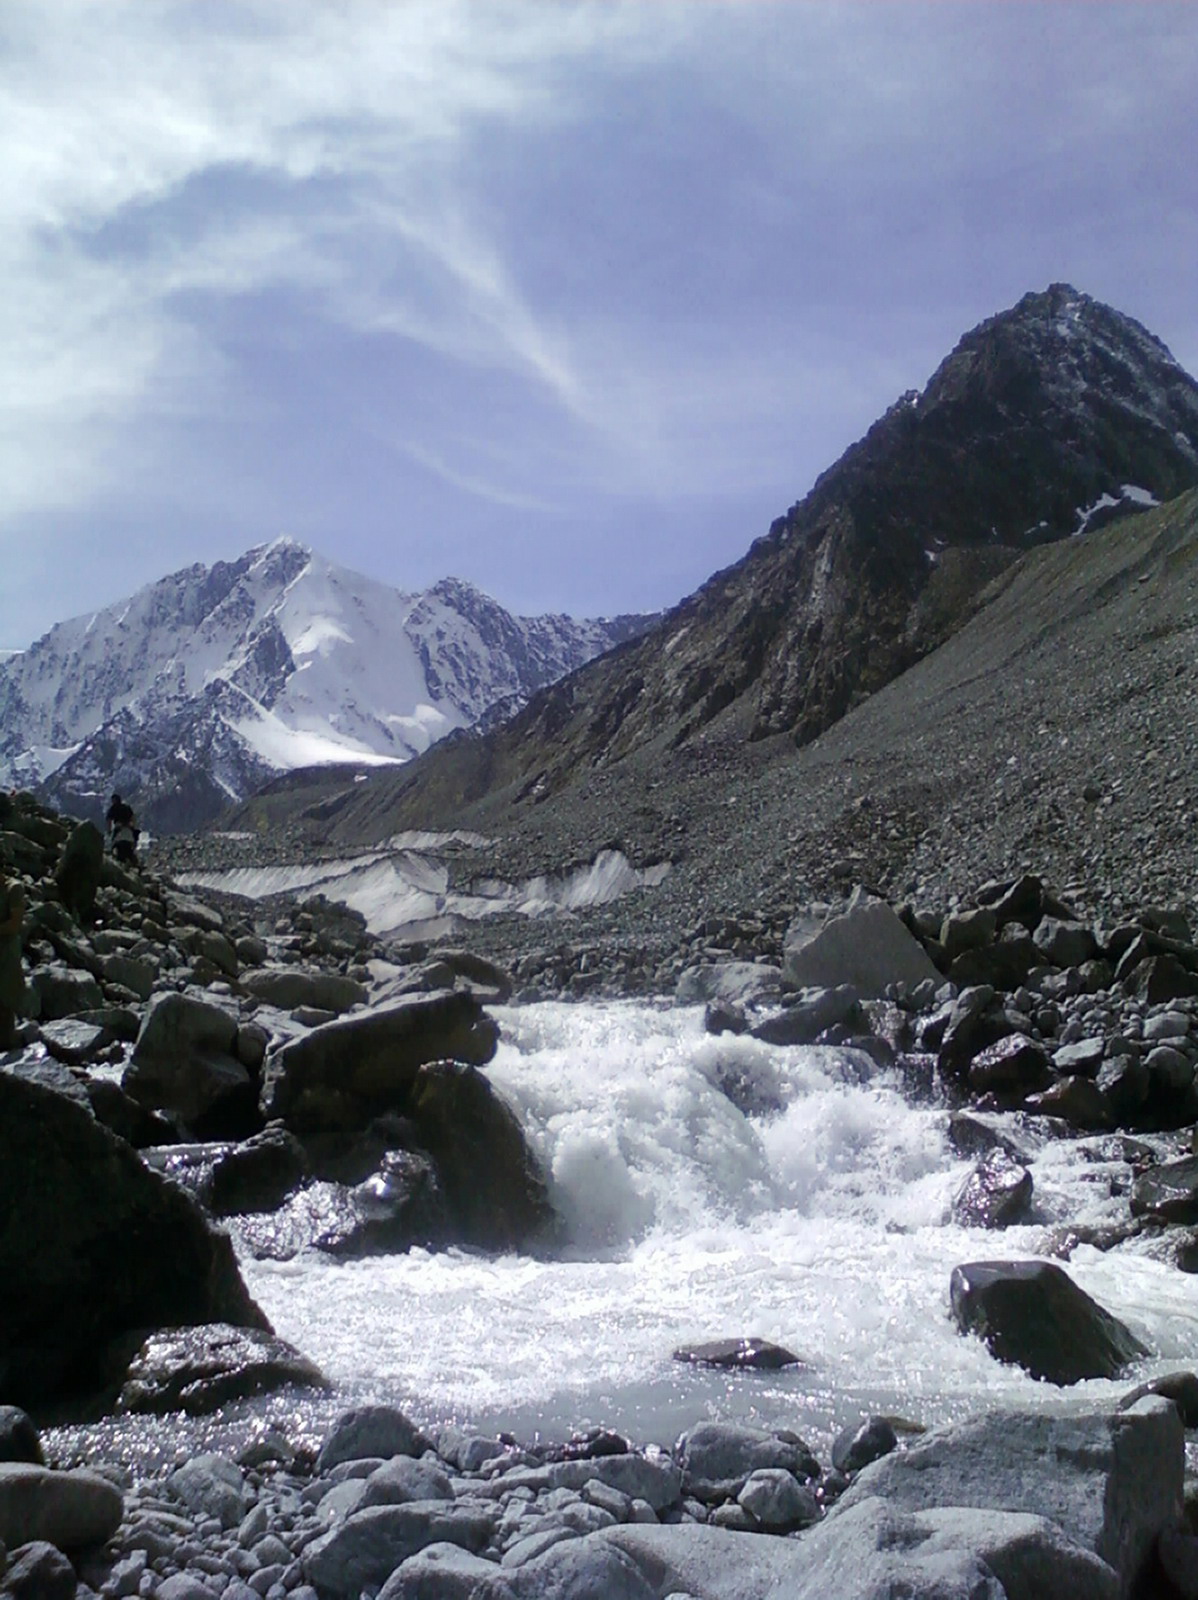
[
  {"left": 0, "top": 1071, "right": 267, "bottom": 1408},
  {"left": 242, "top": 967, "right": 367, "bottom": 1014},
  {"left": 54, "top": 821, "right": 104, "bottom": 923},
  {"left": 0, "top": 1463, "right": 123, "bottom": 1550},
  {"left": 260, "top": 993, "right": 499, "bottom": 1134},
  {"left": 1033, "top": 917, "right": 1099, "bottom": 968},
  {"left": 782, "top": 901, "right": 940, "bottom": 998},
  {"left": 837, "top": 1398, "right": 1181, "bottom": 1596},
  {"left": 0, "top": 1539, "right": 78, "bottom": 1599},
  {"left": 675, "top": 962, "right": 784, "bottom": 1009},
  {"left": 749, "top": 985, "right": 863, "bottom": 1046},
  {"left": 950, "top": 1259, "right": 1148, "bottom": 1383},
  {"left": 126, "top": 991, "right": 257, "bottom": 1139},
  {"left": 303, "top": 1501, "right": 496, "bottom": 1598},
  {"left": 676, "top": 1422, "right": 818, "bottom": 1503},
  {"left": 28, "top": 964, "right": 104, "bottom": 1021},
  {"left": 317, "top": 1406, "right": 427, "bottom": 1472}
]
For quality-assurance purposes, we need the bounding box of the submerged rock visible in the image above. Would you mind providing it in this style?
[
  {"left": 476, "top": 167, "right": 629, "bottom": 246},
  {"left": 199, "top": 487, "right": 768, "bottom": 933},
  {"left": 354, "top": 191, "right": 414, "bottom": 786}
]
[
  {"left": 671, "top": 1338, "right": 806, "bottom": 1371},
  {"left": 949, "top": 1259, "right": 1148, "bottom": 1383}
]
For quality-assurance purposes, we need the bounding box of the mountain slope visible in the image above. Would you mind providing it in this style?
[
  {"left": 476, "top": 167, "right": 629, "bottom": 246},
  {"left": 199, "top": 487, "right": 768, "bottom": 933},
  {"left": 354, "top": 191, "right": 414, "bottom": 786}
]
[
  {"left": 303, "top": 283, "right": 1198, "bottom": 840},
  {"left": 0, "top": 540, "right": 647, "bottom": 832}
]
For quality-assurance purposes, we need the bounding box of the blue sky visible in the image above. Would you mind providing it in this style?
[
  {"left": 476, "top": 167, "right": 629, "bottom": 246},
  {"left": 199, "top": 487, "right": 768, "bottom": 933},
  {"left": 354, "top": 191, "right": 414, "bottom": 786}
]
[{"left": 2, "top": 1, "right": 1196, "bottom": 648}]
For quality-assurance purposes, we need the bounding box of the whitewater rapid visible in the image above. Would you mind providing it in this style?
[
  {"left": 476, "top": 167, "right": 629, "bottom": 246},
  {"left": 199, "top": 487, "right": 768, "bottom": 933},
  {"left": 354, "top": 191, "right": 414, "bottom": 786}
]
[{"left": 241, "top": 1000, "right": 1198, "bottom": 1455}]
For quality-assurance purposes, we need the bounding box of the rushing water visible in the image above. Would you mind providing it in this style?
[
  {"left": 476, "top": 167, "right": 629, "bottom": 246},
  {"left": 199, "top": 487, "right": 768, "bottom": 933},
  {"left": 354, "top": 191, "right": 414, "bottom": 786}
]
[{"left": 234, "top": 999, "right": 1198, "bottom": 1459}]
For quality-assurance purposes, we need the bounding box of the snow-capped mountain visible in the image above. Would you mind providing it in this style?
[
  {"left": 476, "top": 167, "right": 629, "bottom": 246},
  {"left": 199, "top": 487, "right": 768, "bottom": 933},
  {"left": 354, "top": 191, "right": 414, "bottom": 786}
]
[{"left": 0, "top": 540, "right": 648, "bottom": 832}]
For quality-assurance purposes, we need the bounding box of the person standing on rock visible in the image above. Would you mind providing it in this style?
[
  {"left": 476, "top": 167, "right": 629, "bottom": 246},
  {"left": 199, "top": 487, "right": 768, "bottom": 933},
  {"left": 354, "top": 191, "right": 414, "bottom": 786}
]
[
  {"left": 106, "top": 792, "right": 139, "bottom": 868},
  {"left": 0, "top": 870, "right": 26, "bottom": 1049}
]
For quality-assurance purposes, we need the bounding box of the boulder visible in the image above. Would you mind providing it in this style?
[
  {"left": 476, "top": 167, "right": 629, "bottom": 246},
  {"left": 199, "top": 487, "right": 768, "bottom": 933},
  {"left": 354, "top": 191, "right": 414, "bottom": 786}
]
[
  {"left": 114, "top": 1323, "right": 327, "bottom": 1415},
  {"left": 0, "top": 1539, "right": 78, "bottom": 1599},
  {"left": 0, "top": 1463, "right": 123, "bottom": 1550},
  {"left": 939, "top": 907, "right": 998, "bottom": 962},
  {"left": 126, "top": 991, "right": 258, "bottom": 1138},
  {"left": 303, "top": 1502, "right": 496, "bottom": 1598},
  {"left": 206, "top": 1125, "right": 309, "bottom": 1215},
  {"left": 37, "top": 1018, "right": 109, "bottom": 1065},
  {"left": 675, "top": 962, "right": 783, "bottom": 1010},
  {"left": 737, "top": 1468, "right": 820, "bottom": 1532},
  {"left": 1130, "top": 1155, "right": 1198, "bottom": 1224},
  {"left": 0, "top": 1409, "right": 42, "bottom": 1466},
  {"left": 54, "top": 821, "right": 104, "bottom": 923},
  {"left": 830, "top": 1417, "right": 899, "bottom": 1475},
  {"left": 317, "top": 1406, "right": 427, "bottom": 1472},
  {"left": 951, "top": 1149, "right": 1033, "bottom": 1228},
  {"left": 675, "top": 1422, "right": 819, "bottom": 1503},
  {"left": 99, "top": 952, "right": 156, "bottom": 1000},
  {"left": 1123, "top": 954, "right": 1198, "bottom": 1006},
  {"left": 407, "top": 1061, "right": 558, "bottom": 1252},
  {"left": 965, "top": 1033, "right": 1053, "bottom": 1097},
  {"left": 949, "top": 1259, "right": 1148, "bottom": 1383},
  {"left": 836, "top": 1398, "right": 1182, "bottom": 1596},
  {"left": 671, "top": 1338, "right": 805, "bottom": 1371},
  {"left": 28, "top": 964, "right": 104, "bottom": 1021},
  {"left": 1053, "top": 1037, "right": 1106, "bottom": 1078},
  {"left": 1033, "top": 917, "right": 1099, "bottom": 968},
  {"left": 749, "top": 985, "right": 863, "bottom": 1046},
  {"left": 433, "top": 949, "right": 516, "bottom": 1003},
  {"left": 360, "top": 1457, "right": 455, "bottom": 1509},
  {"left": 260, "top": 993, "right": 499, "bottom": 1134},
  {"left": 937, "top": 987, "right": 1011, "bottom": 1083},
  {"left": 782, "top": 901, "right": 940, "bottom": 998},
  {"left": 241, "top": 967, "right": 367, "bottom": 1014},
  {"left": 165, "top": 1453, "right": 247, "bottom": 1530},
  {"left": 0, "top": 1071, "right": 268, "bottom": 1408},
  {"left": 1024, "top": 1076, "right": 1112, "bottom": 1130}
]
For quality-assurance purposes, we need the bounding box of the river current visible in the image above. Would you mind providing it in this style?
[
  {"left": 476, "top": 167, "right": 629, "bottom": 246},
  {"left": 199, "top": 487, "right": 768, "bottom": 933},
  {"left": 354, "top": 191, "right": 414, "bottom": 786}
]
[{"left": 228, "top": 999, "right": 1197, "bottom": 1458}]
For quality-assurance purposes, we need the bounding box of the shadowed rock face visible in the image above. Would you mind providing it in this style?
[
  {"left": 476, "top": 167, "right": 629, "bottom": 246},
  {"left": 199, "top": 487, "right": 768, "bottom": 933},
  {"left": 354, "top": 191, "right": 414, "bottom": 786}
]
[
  {"left": 311, "top": 285, "right": 1198, "bottom": 840},
  {"left": 0, "top": 1072, "right": 269, "bottom": 1410}
]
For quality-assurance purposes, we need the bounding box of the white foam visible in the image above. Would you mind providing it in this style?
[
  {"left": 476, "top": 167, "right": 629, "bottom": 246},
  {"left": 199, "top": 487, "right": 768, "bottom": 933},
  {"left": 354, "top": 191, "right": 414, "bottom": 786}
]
[{"left": 242, "top": 1000, "right": 1198, "bottom": 1451}]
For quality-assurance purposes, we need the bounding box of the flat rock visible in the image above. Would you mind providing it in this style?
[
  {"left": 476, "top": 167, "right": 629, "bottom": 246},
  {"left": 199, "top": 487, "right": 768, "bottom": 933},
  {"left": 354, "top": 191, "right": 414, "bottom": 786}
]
[
  {"left": 671, "top": 1338, "right": 806, "bottom": 1371},
  {"left": 242, "top": 967, "right": 368, "bottom": 1014},
  {"left": 115, "top": 1322, "right": 327, "bottom": 1415},
  {"left": 1130, "top": 1155, "right": 1198, "bottom": 1224}
]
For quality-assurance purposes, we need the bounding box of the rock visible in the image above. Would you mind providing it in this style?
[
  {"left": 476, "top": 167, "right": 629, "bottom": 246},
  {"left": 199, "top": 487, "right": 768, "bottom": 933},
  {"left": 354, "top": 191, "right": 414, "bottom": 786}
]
[
  {"left": 949, "top": 1259, "right": 1149, "bottom": 1383},
  {"left": 114, "top": 1323, "right": 327, "bottom": 1415},
  {"left": 0, "top": 1540, "right": 77, "bottom": 1599},
  {"left": 434, "top": 949, "right": 516, "bottom": 1003},
  {"left": 676, "top": 1423, "right": 819, "bottom": 1503},
  {"left": 939, "top": 907, "right": 998, "bottom": 962},
  {"left": 675, "top": 962, "right": 783, "bottom": 1009},
  {"left": 303, "top": 1502, "right": 496, "bottom": 1598},
  {"left": 1033, "top": 917, "right": 1098, "bottom": 968},
  {"left": 703, "top": 999, "right": 748, "bottom": 1036},
  {"left": 0, "top": 1411, "right": 41, "bottom": 1467},
  {"left": 260, "top": 993, "right": 499, "bottom": 1134},
  {"left": 28, "top": 964, "right": 104, "bottom": 1021},
  {"left": 0, "top": 1463, "right": 123, "bottom": 1550},
  {"left": 987, "top": 874, "right": 1045, "bottom": 931},
  {"left": 37, "top": 1018, "right": 108, "bottom": 1065},
  {"left": 0, "top": 1071, "right": 267, "bottom": 1409},
  {"left": 837, "top": 1398, "right": 1181, "bottom": 1595},
  {"left": 360, "top": 1458, "right": 455, "bottom": 1508},
  {"left": 749, "top": 985, "right": 863, "bottom": 1046},
  {"left": 1124, "top": 954, "right": 1198, "bottom": 1006},
  {"left": 1118, "top": 1370, "right": 1198, "bottom": 1427},
  {"left": 671, "top": 1338, "right": 806, "bottom": 1371},
  {"left": 126, "top": 991, "right": 258, "bottom": 1139},
  {"left": 1024, "top": 1075, "right": 1112, "bottom": 1130},
  {"left": 375, "top": 1542, "right": 515, "bottom": 1600},
  {"left": 85, "top": 1079, "right": 179, "bottom": 1148},
  {"left": 1130, "top": 1155, "right": 1198, "bottom": 1224},
  {"left": 407, "top": 1060, "right": 557, "bottom": 1252},
  {"left": 736, "top": 1467, "right": 820, "bottom": 1532},
  {"left": 952, "top": 1148, "right": 1034, "bottom": 1228},
  {"left": 54, "top": 821, "right": 104, "bottom": 923},
  {"left": 831, "top": 1417, "right": 899, "bottom": 1475},
  {"left": 317, "top": 1406, "right": 427, "bottom": 1472},
  {"left": 1052, "top": 1037, "right": 1107, "bottom": 1077},
  {"left": 165, "top": 1454, "right": 247, "bottom": 1530},
  {"left": 1146, "top": 1043, "right": 1195, "bottom": 1093},
  {"left": 242, "top": 968, "right": 368, "bottom": 1013},
  {"left": 207, "top": 1125, "right": 309, "bottom": 1215},
  {"left": 782, "top": 900, "right": 940, "bottom": 999},
  {"left": 99, "top": 953, "right": 156, "bottom": 1001},
  {"left": 965, "top": 1033, "right": 1053, "bottom": 1097},
  {"left": 937, "top": 987, "right": 1011, "bottom": 1082}
]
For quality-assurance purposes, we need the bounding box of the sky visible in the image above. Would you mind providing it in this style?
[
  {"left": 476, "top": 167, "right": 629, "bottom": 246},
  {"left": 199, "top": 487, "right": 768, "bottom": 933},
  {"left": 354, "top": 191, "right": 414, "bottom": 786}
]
[{"left": 1, "top": 1, "right": 1196, "bottom": 650}]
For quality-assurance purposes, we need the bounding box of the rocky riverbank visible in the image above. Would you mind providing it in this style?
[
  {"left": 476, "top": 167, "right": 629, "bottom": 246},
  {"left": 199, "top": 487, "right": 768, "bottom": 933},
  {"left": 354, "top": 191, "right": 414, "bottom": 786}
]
[{"left": 6, "top": 788, "right": 1198, "bottom": 1596}]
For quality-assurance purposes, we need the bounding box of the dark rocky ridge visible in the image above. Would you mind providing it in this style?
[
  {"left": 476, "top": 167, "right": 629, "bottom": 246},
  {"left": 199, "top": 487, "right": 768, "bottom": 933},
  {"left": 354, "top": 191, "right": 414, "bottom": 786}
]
[
  {"left": 203, "top": 485, "right": 1198, "bottom": 992},
  {"left": 279, "top": 285, "right": 1198, "bottom": 840}
]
